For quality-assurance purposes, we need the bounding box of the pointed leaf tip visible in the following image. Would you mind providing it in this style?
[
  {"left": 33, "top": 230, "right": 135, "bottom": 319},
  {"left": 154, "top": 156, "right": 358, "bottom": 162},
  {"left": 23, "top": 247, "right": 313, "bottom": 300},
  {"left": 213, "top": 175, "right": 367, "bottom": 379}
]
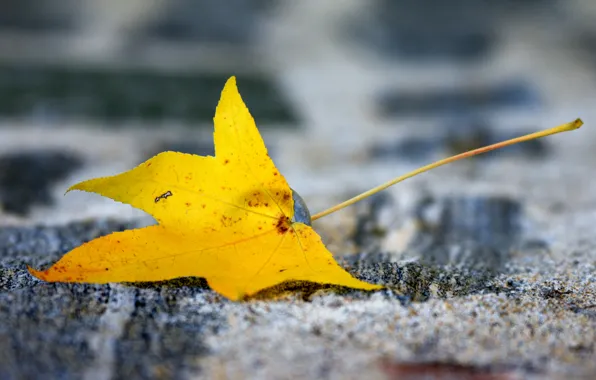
[
  {"left": 224, "top": 76, "right": 238, "bottom": 90},
  {"left": 64, "top": 183, "right": 79, "bottom": 195},
  {"left": 27, "top": 265, "right": 47, "bottom": 281},
  {"left": 65, "top": 179, "right": 92, "bottom": 195}
]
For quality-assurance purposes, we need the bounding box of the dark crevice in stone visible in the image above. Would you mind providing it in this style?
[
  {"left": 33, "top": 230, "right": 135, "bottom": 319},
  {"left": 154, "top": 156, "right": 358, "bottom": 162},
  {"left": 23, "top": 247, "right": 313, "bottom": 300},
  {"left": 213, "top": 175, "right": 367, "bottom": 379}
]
[
  {"left": 113, "top": 287, "right": 219, "bottom": 380},
  {"left": 347, "top": 0, "right": 497, "bottom": 61},
  {"left": 347, "top": 0, "right": 559, "bottom": 62},
  {"left": 408, "top": 196, "right": 523, "bottom": 271},
  {"left": 568, "top": 304, "right": 596, "bottom": 320},
  {"left": 377, "top": 81, "right": 540, "bottom": 117},
  {"left": 351, "top": 193, "right": 394, "bottom": 253},
  {"left": 341, "top": 254, "right": 501, "bottom": 303},
  {"left": 247, "top": 280, "right": 337, "bottom": 302},
  {"left": 0, "top": 279, "right": 222, "bottom": 379},
  {"left": 0, "top": 283, "right": 112, "bottom": 379},
  {"left": 127, "top": 277, "right": 210, "bottom": 290},
  {"left": 0, "top": 150, "right": 83, "bottom": 215},
  {"left": 0, "top": 64, "right": 299, "bottom": 125},
  {"left": 349, "top": 195, "right": 527, "bottom": 272},
  {"left": 0, "top": 0, "right": 75, "bottom": 32},
  {"left": 343, "top": 195, "right": 532, "bottom": 301},
  {"left": 146, "top": 0, "right": 274, "bottom": 44},
  {"left": 370, "top": 138, "right": 441, "bottom": 162}
]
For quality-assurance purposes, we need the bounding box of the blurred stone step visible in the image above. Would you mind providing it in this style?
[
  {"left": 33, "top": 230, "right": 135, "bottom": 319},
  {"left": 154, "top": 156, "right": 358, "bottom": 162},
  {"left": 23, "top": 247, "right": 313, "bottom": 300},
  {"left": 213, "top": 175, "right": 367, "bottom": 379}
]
[{"left": 0, "top": 64, "right": 299, "bottom": 126}]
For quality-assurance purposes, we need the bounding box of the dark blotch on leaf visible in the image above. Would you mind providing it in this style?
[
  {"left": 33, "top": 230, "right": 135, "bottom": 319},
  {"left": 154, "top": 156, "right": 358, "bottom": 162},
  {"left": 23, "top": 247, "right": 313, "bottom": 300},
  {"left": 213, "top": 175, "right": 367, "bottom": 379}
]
[{"left": 275, "top": 216, "right": 291, "bottom": 234}]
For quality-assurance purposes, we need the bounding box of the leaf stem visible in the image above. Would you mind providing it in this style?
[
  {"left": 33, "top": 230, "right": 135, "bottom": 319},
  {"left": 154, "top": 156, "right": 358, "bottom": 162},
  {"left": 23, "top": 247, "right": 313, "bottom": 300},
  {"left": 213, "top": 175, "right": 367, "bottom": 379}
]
[{"left": 311, "top": 118, "right": 583, "bottom": 221}]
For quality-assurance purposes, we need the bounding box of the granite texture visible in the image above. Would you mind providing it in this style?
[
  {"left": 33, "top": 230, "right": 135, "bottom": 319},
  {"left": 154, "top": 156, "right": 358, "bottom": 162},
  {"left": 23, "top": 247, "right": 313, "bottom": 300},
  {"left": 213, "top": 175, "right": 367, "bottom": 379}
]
[{"left": 1, "top": 1, "right": 596, "bottom": 379}]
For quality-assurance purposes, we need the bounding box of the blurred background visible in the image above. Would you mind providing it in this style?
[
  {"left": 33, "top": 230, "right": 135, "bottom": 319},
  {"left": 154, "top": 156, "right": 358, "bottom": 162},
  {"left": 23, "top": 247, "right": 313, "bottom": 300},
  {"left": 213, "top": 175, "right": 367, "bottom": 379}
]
[{"left": 0, "top": 0, "right": 595, "bottom": 225}]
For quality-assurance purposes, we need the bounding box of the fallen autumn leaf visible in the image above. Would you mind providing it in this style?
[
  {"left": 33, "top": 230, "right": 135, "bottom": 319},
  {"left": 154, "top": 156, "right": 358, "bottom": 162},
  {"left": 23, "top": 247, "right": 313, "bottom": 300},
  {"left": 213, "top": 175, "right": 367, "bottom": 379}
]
[{"left": 28, "top": 76, "right": 382, "bottom": 300}]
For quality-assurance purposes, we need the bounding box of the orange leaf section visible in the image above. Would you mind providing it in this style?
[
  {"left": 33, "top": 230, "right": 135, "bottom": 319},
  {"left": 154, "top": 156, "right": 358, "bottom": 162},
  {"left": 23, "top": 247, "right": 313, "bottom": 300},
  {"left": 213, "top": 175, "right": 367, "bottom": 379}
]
[{"left": 28, "top": 76, "right": 382, "bottom": 300}]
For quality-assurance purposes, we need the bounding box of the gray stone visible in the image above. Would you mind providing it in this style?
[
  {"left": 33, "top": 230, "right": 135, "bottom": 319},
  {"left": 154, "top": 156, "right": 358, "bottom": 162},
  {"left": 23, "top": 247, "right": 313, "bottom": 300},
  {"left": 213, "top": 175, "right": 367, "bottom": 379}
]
[
  {"left": 0, "top": 150, "right": 82, "bottom": 216},
  {"left": 1, "top": 1, "right": 596, "bottom": 379}
]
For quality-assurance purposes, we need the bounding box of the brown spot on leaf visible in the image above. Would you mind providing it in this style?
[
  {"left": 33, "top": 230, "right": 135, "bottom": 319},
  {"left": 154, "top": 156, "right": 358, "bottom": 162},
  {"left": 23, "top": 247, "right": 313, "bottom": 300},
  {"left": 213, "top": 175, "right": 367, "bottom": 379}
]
[
  {"left": 275, "top": 215, "right": 291, "bottom": 235},
  {"left": 283, "top": 192, "right": 291, "bottom": 201},
  {"left": 202, "top": 204, "right": 206, "bottom": 209},
  {"left": 224, "top": 159, "right": 230, "bottom": 164},
  {"left": 185, "top": 202, "right": 191, "bottom": 207}
]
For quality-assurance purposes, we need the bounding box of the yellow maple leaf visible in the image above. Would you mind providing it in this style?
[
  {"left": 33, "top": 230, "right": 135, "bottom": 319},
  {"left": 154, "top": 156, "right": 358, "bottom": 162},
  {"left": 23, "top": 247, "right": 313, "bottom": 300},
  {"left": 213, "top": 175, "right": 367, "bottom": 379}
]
[
  {"left": 28, "top": 76, "right": 382, "bottom": 300},
  {"left": 27, "top": 75, "right": 583, "bottom": 301}
]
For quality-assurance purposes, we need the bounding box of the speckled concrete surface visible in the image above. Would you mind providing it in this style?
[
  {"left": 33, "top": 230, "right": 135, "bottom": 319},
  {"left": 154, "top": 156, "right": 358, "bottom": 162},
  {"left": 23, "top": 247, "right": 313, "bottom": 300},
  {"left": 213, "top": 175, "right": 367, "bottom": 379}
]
[{"left": 2, "top": 2, "right": 596, "bottom": 379}]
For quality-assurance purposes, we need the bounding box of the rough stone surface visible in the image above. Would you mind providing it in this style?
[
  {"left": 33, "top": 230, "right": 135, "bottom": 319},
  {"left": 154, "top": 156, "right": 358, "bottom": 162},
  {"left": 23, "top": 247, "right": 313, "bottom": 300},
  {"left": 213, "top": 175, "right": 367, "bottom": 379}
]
[{"left": 1, "top": 1, "right": 596, "bottom": 379}]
